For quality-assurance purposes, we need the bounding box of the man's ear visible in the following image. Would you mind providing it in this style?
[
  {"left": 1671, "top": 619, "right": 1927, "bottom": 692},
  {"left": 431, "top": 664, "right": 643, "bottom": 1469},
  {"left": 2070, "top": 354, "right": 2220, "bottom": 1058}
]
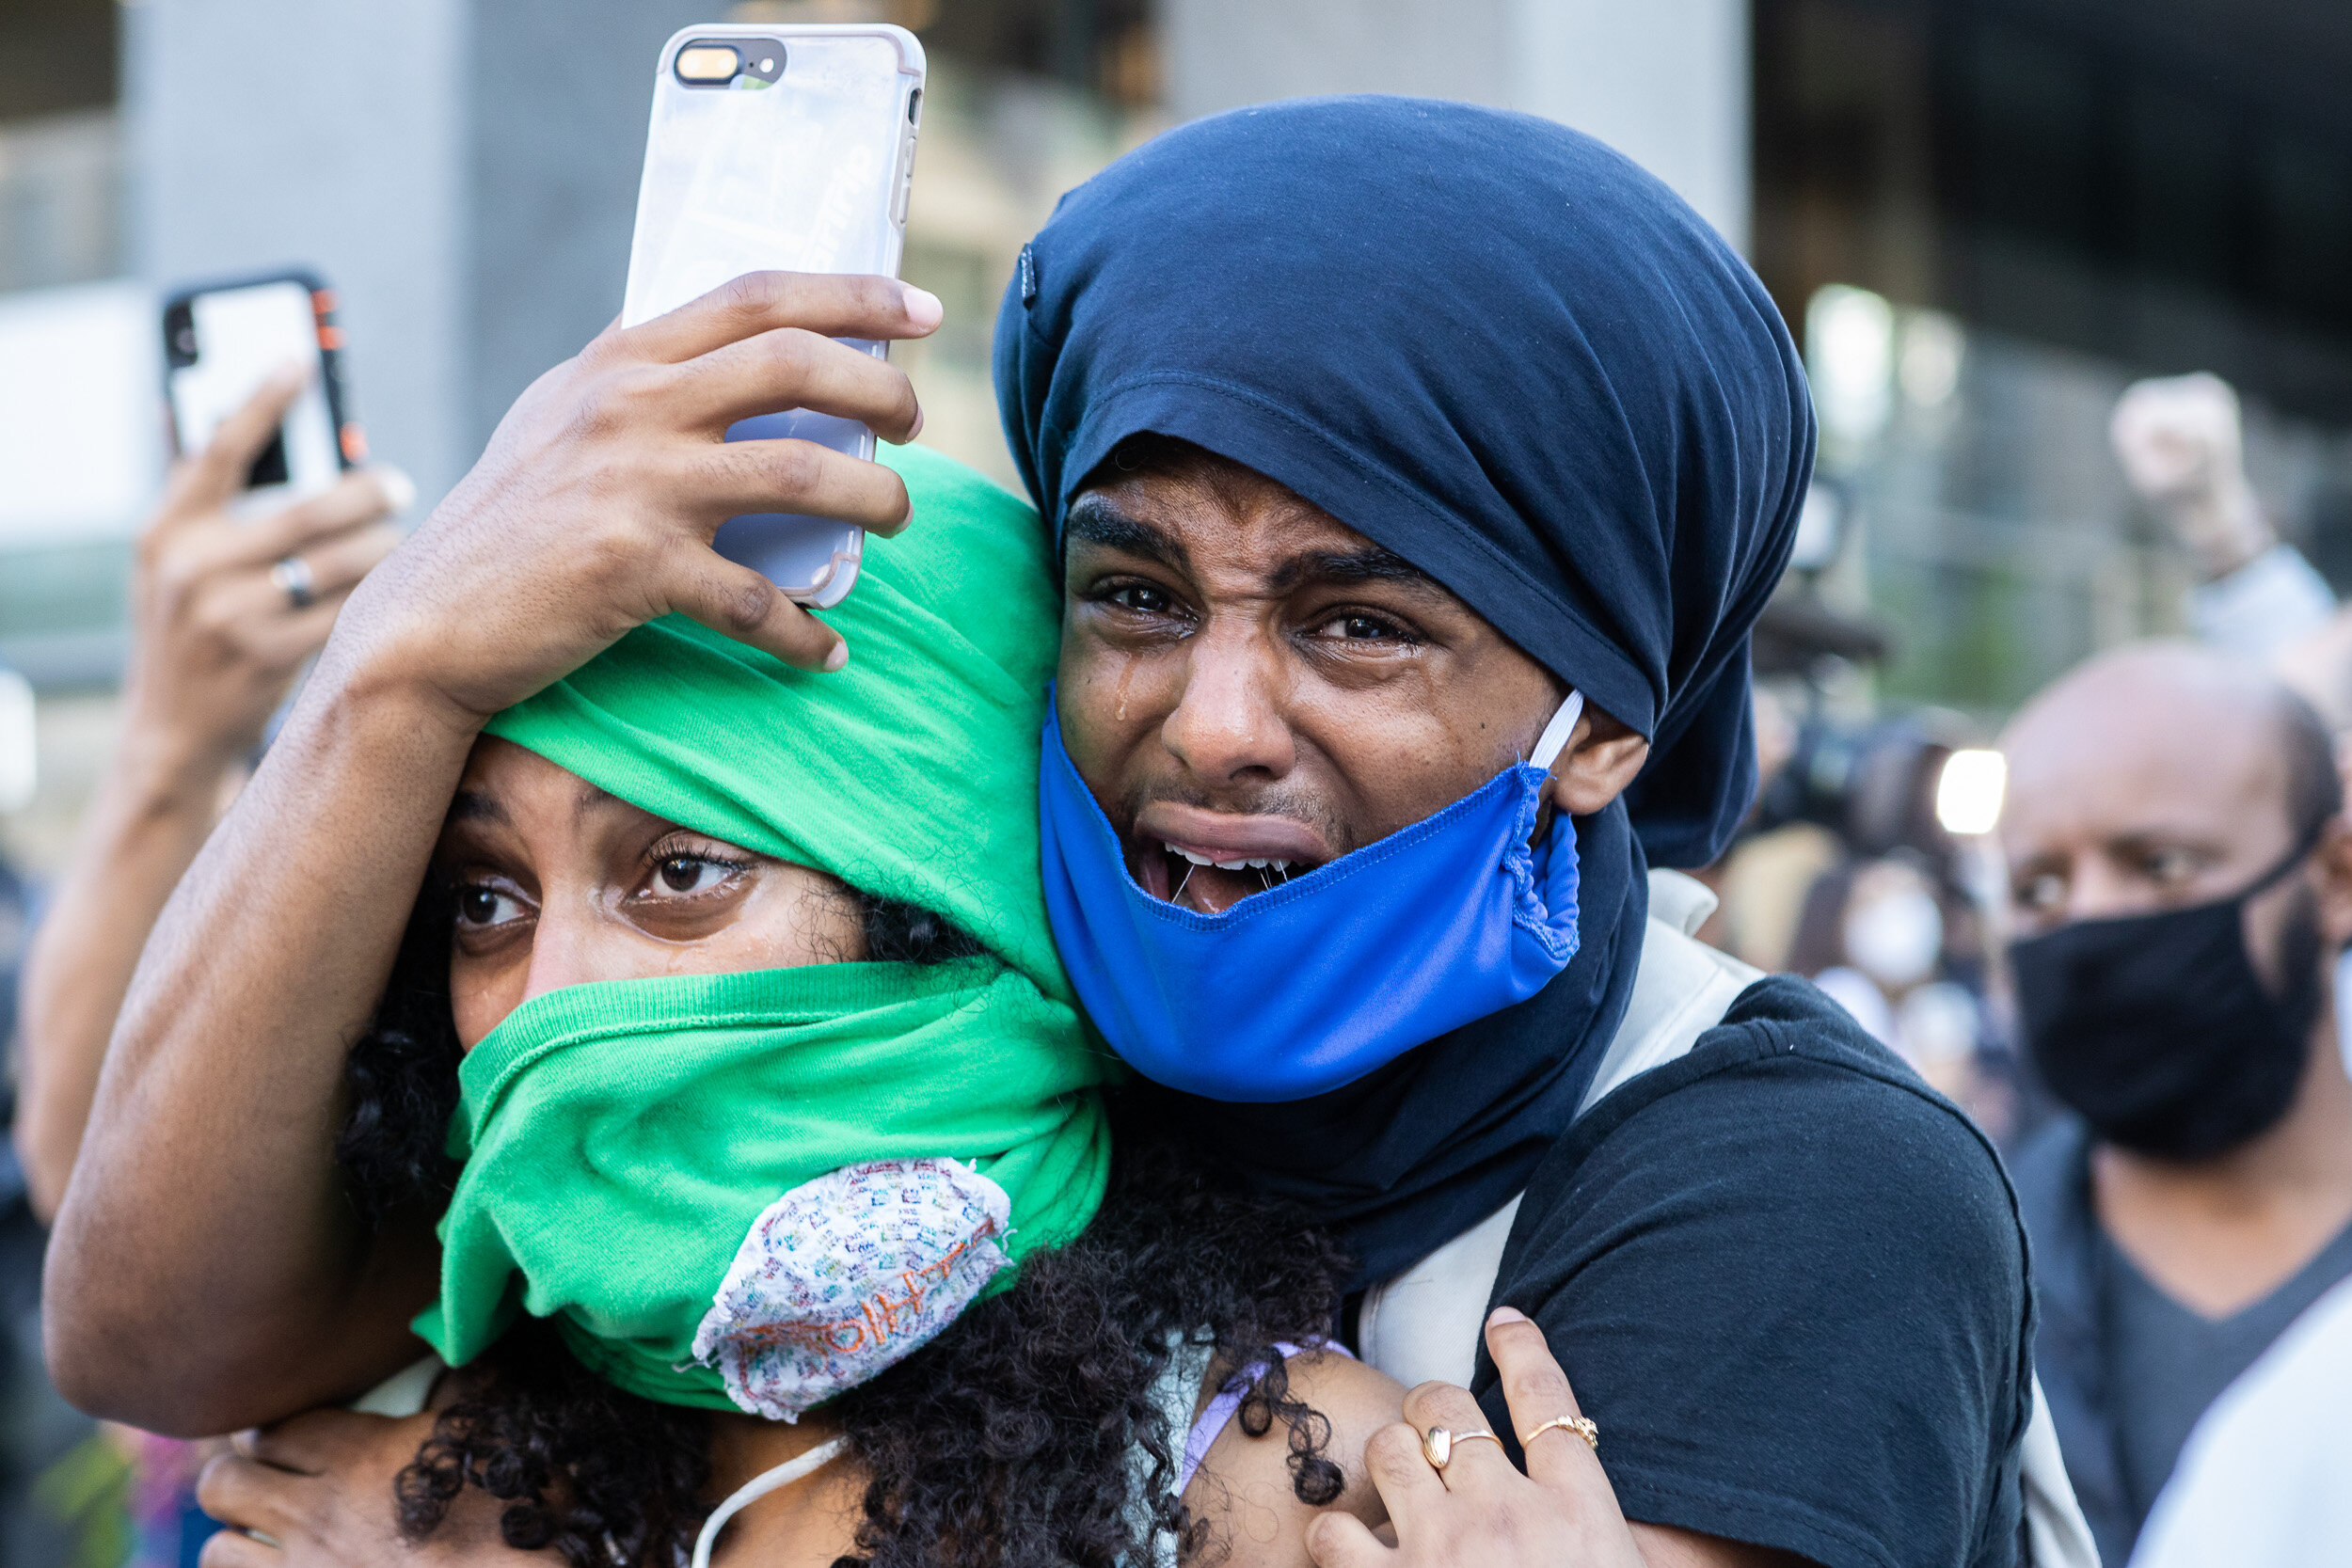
[
  {"left": 1546, "top": 705, "right": 1650, "bottom": 818},
  {"left": 2313, "top": 809, "right": 2352, "bottom": 955}
]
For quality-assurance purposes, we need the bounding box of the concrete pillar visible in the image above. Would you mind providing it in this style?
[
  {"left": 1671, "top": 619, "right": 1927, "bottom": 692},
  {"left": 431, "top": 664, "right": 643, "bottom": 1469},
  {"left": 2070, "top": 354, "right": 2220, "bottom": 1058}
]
[
  {"left": 1163, "top": 0, "right": 1751, "bottom": 252},
  {"left": 124, "top": 0, "right": 708, "bottom": 507},
  {"left": 1505, "top": 0, "right": 1748, "bottom": 252}
]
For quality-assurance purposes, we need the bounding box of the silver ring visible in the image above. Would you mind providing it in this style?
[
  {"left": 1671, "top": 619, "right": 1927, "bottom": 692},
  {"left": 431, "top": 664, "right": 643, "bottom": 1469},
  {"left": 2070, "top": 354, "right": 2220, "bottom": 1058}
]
[{"left": 269, "top": 555, "right": 315, "bottom": 610}]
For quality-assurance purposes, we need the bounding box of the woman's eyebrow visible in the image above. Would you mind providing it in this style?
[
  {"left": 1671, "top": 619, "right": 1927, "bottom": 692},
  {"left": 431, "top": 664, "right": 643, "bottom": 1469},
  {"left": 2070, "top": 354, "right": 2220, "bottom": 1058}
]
[
  {"left": 571, "top": 782, "right": 623, "bottom": 821},
  {"left": 448, "top": 789, "right": 506, "bottom": 826}
]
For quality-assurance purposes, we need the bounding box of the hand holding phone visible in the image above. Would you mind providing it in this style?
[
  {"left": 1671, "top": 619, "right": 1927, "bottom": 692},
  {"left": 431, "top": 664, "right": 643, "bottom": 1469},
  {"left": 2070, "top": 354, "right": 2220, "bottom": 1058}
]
[
  {"left": 136, "top": 374, "right": 407, "bottom": 770},
  {"left": 623, "top": 24, "right": 927, "bottom": 607},
  {"left": 318, "top": 272, "right": 936, "bottom": 729}
]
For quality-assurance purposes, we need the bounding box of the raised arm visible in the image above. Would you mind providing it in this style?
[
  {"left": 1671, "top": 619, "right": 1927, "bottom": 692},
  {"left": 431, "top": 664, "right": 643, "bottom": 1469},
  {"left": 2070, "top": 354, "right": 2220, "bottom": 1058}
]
[
  {"left": 13, "top": 373, "right": 404, "bottom": 1223},
  {"left": 44, "top": 274, "right": 940, "bottom": 1434}
]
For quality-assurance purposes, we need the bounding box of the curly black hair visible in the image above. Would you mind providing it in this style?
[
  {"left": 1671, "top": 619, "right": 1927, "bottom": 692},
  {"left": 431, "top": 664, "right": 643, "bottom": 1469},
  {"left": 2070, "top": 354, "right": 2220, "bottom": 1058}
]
[{"left": 339, "top": 884, "right": 1351, "bottom": 1568}]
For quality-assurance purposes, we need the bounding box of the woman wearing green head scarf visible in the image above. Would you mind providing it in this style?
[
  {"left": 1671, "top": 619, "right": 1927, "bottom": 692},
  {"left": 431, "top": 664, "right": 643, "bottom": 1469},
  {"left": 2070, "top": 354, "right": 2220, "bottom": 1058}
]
[
  {"left": 294, "top": 443, "right": 1405, "bottom": 1568},
  {"left": 54, "top": 276, "right": 1402, "bottom": 1568},
  {"left": 418, "top": 441, "right": 1110, "bottom": 1420}
]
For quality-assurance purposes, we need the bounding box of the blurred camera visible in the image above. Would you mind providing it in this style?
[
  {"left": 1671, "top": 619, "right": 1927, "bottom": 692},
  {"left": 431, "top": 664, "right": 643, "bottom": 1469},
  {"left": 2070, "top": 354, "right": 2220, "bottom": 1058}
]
[{"left": 1756, "top": 718, "right": 1961, "bottom": 861}]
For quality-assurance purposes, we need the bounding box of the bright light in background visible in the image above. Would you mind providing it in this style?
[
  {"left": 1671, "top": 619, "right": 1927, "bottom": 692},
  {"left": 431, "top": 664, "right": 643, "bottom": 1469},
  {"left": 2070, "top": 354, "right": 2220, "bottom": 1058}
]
[
  {"left": 1807, "top": 283, "right": 1894, "bottom": 443},
  {"left": 1935, "top": 749, "right": 2006, "bottom": 836},
  {"left": 0, "top": 278, "right": 162, "bottom": 549},
  {"left": 1787, "top": 483, "right": 1844, "bottom": 571},
  {"left": 1899, "top": 309, "right": 1965, "bottom": 408},
  {"left": 0, "top": 668, "right": 35, "bottom": 815}
]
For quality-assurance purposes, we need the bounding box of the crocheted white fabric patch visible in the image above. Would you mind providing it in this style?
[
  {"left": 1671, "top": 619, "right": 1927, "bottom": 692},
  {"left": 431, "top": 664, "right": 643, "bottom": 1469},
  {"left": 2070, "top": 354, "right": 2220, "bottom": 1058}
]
[{"left": 690, "top": 1158, "right": 1012, "bottom": 1421}]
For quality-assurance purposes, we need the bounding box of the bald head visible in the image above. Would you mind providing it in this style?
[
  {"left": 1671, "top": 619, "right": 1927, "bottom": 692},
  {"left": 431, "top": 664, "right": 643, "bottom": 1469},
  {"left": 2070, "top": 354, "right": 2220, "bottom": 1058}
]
[{"left": 1999, "top": 641, "right": 2339, "bottom": 933}]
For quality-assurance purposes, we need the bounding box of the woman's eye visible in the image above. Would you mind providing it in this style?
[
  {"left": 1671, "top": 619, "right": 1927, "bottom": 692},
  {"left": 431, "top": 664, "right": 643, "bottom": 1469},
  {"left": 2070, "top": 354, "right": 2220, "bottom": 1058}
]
[
  {"left": 2144, "top": 847, "right": 2200, "bottom": 885},
  {"left": 455, "top": 884, "right": 526, "bottom": 928},
  {"left": 652, "top": 855, "right": 733, "bottom": 896}
]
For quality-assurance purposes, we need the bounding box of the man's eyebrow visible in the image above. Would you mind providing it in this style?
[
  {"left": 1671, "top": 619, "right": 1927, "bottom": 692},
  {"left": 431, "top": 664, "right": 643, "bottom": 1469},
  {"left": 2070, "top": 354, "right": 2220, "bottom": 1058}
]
[
  {"left": 2102, "top": 828, "right": 2231, "bottom": 866},
  {"left": 1063, "top": 494, "right": 1192, "bottom": 576},
  {"left": 1270, "top": 546, "right": 1442, "bottom": 594}
]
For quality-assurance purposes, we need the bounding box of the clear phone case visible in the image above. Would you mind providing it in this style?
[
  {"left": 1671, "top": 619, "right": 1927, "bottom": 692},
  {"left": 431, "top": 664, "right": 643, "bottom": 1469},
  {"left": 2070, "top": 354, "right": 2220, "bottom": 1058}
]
[{"left": 624, "top": 24, "right": 925, "bottom": 607}]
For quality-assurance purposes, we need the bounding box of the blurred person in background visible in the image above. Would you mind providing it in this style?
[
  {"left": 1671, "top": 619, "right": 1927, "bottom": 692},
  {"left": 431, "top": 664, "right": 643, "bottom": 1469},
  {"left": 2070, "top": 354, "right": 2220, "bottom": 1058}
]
[
  {"left": 1997, "top": 641, "right": 2352, "bottom": 1567},
  {"left": 2115, "top": 366, "right": 2352, "bottom": 1119},
  {"left": 1788, "top": 854, "right": 2012, "bottom": 1132},
  {"left": 2127, "top": 1272, "right": 2352, "bottom": 1568},
  {"left": 2125, "top": 1267, "right": 2352, "bottom": 1568},
  {"left": 2103, "top": 375, "right": 2352, "bottom": 1568},
  {"left": 0, "top": 850, "right": 110, "bottom": 1568},
  {"left": 1793, "top": 857, "right": 1946, "bottom": 1053},
  {"left": 2110, "top": 372, "right": 2336, "bottom": 667},
  {"left": 13, "top": 367, "right": 408, "bottom": 1220},
  {"left": 9, "top": 367, "right": 407, "bottom": 1568},
  {"left": 2110, "top": 371, "right": 2352, "bottom": 734}
]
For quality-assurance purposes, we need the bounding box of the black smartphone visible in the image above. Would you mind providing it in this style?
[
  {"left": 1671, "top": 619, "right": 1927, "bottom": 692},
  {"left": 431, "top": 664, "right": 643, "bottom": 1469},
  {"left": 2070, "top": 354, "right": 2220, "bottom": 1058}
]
[{"left": 162, "top": 268, "right": 361, "bottom": 506}]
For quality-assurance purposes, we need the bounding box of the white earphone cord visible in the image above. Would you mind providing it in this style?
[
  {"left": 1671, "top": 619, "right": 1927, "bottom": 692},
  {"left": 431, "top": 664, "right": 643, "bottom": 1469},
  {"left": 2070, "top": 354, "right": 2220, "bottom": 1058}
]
[{"left": 689, "top": 1434, "right": 847, "bottom": 1568}]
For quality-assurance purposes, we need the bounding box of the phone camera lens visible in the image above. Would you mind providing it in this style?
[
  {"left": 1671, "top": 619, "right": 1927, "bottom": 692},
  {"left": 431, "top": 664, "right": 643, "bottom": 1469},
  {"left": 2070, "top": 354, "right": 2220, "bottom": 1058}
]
[{"left": 174, "top": 329, "right": 197, "bottom": 356}]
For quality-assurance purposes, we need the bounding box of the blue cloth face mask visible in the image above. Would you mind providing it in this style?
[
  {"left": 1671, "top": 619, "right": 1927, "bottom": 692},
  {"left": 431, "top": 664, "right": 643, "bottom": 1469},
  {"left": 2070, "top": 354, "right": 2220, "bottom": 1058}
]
[{"left": 1039, "top": 692, "right": 1587, "bottom": 1102}]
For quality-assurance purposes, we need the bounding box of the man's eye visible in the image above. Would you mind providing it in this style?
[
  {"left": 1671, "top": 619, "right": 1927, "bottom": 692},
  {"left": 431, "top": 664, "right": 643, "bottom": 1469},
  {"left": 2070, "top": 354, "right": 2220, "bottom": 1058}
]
[
  {"left": 1107, "top": 584, "right": 1176, "bottom": 615},
  {"left": 2017, "top": 873, "right": 2065, "bottom": 911},
  {"left": 455, "top": 885, "right": 525, "bottom": 928},
  {"left": 1310, "top": 612, "right": 1407, "bottom": 642},
  {"left": 2145, "top": 847, "right": 2200, "bottom": 884},
  {"left": 652, "top": 855, "right": 734, "bottom": 896}
]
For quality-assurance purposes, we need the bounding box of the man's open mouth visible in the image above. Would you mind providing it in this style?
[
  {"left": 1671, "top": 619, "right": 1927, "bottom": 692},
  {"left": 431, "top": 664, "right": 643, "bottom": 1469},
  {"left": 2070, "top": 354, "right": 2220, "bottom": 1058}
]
[
  {"left": 1144, "top": 840, "right": 1300, "bottom": 911},
  {"left": 1128, "top": 803, "right": 1333, "bottom": 914}
]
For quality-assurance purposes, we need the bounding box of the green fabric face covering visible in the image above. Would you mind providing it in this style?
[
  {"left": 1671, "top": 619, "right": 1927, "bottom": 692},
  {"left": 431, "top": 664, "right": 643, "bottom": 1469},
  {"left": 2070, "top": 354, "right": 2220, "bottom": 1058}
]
[{"left": 416, "top": 446, "right": 1114, "bottom": 1417}]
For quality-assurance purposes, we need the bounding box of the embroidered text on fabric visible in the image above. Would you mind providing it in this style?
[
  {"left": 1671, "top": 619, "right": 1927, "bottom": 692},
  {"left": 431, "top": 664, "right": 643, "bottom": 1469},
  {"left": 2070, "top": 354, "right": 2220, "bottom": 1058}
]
[{"left": 691, "top": 1158, "right": 1012, "bottom": 1420}]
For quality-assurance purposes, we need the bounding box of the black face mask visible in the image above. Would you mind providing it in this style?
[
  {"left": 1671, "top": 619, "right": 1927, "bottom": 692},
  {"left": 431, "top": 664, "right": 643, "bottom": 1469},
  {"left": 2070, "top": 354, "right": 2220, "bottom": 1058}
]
[{"left": 2011, "top": 847, "right": 2324, "bottom": 1161}]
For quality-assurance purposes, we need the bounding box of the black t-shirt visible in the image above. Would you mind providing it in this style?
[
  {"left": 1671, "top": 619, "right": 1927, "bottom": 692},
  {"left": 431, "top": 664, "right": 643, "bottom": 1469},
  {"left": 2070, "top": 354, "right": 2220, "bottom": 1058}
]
[{"left": 1470, "top": 976, "right": 2033, "bottom": 1568}]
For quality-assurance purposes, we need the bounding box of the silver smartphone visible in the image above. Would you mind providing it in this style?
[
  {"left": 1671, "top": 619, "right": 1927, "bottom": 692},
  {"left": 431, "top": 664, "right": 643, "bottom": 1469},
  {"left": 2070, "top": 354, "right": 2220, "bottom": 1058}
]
[{"left": 623, "top": 24, "right": 926, "bottom": 609}]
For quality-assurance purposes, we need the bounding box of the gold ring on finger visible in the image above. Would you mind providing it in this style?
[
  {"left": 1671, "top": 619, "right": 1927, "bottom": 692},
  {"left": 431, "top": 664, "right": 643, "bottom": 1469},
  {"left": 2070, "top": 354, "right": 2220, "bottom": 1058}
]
[
  {"left": 1520, "top": 1413, "right": 1599, "bottom": 1450},
  {"left": 1420, "top": 1425, "right": 1504, "bottom": 1471}
]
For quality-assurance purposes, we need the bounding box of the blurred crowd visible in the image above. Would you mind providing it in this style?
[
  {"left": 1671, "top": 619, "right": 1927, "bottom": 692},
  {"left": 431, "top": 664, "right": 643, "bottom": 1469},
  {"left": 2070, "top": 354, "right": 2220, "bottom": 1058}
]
[
  {"left": 0, "top": 374, "right": 405, "bottom": 1566},
  {"left": 1692, "top": 369, "right": 2352, "bottom": 1564}
]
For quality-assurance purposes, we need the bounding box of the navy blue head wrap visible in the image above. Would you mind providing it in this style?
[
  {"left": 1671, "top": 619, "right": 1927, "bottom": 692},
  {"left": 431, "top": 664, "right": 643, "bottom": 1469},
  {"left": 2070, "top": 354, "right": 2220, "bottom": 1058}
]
[{"left": 995, "top": 97, "right": 1814, "bottom": 1284}]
